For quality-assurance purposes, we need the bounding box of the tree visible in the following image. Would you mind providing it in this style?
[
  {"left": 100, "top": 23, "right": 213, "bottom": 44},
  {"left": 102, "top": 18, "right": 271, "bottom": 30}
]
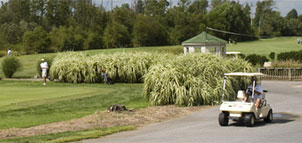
[
  {"left": 111, "top": 4, "right": 136, "bottom": 34},
  {"left": 22, "top": 26, "right": 51, "bottom": 54},
  {"left": 286, "top": 9, "right": 298, "bottom": 19},
  {"left": 48, "top": 26, "right": 84, "bottom": 52},
  {"left": 73, "top": 0, "right": 97, "bottom": 29},
  {"left": 132, "top": 14, "right": 168, "bottom": 47},
  {"left": 103, "top": 21, "right": 131, "bottom": 48},
  {"left": 211, "top": 0, "right": 227, "bottom": 9},
  {"left": 134, "top": 0, "right": 144, "bottom": 14},
  {"left": 282, "top": 18, "right": 301, "bottom": 36},
  {"left": 188, "top": 0, "right": 208, "bottom": 14},
  {"left": 84, "top": 32, "right": 103, "bottom": 50},
  {"left": 1, "top": 23, "right": 23, "bottom": 44},
  {"left": 207, "top": 1, "right": 255, "bottom": 41},
  {"left": 46, "top": 0, "right": 72, "bottom": 27},
  {"left": 254, "top": 0, "right": 275, "bottom": 35},
  {"left": 30, "top": 0, "right": 47, "bottom": 26},
  {"left": 144, "top": 0, "right": 169, "bottom": 17},
  {"left": 7, "top": 0, "right": 31, "bottom": 24}
]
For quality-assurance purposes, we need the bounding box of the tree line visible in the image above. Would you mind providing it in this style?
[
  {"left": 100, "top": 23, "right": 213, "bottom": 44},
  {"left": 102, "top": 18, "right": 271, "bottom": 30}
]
[{"left": 0, "top": 0, "right": 301, "bottom": 54}]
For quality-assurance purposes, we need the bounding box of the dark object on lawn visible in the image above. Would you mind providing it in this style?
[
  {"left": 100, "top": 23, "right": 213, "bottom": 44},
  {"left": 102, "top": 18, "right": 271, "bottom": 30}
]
[
  {"left": 106, "top": 77, "right": 114, "bottom": 84},
  {"left": 108, "top": 105, "right": 127, "bottom": 112},
  {"left": 101, "top": 69, "right": 114, "bottom": 84}
]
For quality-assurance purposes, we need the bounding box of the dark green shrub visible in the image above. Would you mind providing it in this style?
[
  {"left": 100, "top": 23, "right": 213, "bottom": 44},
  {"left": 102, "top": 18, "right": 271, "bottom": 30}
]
[
  {"left": 0, "top": 51, "right": 6, "bottom": 57},
  {"left": 269, "top": 52, "right": 275, "bottom": 61},
  {"left": 36, "top": 56, "right": 54, "bottom": 77},
  {"left": 1, "top": 56, "right": 22, "bottom": 78},
  {"left": 238, "top": 53, "right": 246, "bottom": 59},
  {"left": 245, "top": 54, "right": 269, "bottom": 66},
  {"left": 158, "top": 46, "right": 183, "bottom": 55},
  {"left": 277, "top": 50, "right": 302, "bottom": 61}
]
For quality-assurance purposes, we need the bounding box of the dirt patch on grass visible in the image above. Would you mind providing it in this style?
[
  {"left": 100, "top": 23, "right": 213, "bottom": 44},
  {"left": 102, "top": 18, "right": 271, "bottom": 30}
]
[{"left": 0, "top": 105, "right": 211, "bottom": 139}]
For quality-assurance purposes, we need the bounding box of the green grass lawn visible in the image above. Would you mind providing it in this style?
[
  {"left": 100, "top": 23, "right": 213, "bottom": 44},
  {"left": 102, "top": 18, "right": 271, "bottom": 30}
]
[
  {"left": 227, "top": 37, "right": 302, "bottom": 56},
  {"left": 0, "top": 126, "right": 136, "bottom": 143},
  {"left": 0, "top": 80, "right": 147, "bottom": 129},
  {"left": 0, "top": 37, "right": 301, "bottom": 78}
]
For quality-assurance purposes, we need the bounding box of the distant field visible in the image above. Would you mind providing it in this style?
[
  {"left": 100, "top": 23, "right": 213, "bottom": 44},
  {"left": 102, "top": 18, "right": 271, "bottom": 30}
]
[
  {"left": 227, "top": 37, "right": 302, "bottom": 56},
  {"left": 0, "top": 81, "right": 147, "bottom": 129},
  {"left": 0, "top": 37, "right": 301, "bottom": 78}
]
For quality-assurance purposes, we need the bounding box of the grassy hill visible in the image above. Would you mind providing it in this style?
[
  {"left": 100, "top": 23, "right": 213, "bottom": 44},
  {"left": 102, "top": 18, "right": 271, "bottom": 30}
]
[
  {"left": 0, "top": 37, "right": 301, "bottom": 78},
  {"left": 227, "top": 37, "right": 302, "bottom": 56}
]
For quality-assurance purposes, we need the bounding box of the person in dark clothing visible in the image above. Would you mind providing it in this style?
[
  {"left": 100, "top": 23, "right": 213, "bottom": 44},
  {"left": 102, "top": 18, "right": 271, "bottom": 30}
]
[{"left": 101, "top": 70, "right": 114, "bottom": 84}]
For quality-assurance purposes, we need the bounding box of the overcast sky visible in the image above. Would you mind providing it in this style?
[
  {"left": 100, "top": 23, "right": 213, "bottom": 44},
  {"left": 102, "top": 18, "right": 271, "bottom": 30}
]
[
  {"left": 0, "top": 0, "right": 301, "bottom": 17},
  {"left": 96, "top": 0, "right": 302, "bottom": 16}
]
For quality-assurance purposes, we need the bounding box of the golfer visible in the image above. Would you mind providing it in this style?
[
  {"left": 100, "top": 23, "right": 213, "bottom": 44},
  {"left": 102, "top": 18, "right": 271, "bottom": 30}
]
[
  {"left": 7, "top": 48, "right": 12, "bottom": 56},
  {"left": 245, "top": 77, "right": 263, "bottom": 108},
  {"left": 40, "top": 58, "right": 48, "bottom": 85}
]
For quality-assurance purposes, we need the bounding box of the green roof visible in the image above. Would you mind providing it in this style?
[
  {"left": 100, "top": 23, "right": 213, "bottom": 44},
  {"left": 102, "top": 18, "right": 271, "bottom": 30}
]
[{"left": 182, "top": 32, "right": 227, "bottom": 45}]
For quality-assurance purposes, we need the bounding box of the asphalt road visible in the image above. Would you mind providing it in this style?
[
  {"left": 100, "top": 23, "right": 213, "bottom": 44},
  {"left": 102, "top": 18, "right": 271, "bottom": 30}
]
[{"left": 79, "top": 81, "right": 302, "bottom": 143}]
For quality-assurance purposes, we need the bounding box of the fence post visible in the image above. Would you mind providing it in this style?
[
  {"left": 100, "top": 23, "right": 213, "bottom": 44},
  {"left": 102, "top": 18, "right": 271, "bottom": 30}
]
[{"left": 289, "top": 68, "right": 292, "bottom": 81}]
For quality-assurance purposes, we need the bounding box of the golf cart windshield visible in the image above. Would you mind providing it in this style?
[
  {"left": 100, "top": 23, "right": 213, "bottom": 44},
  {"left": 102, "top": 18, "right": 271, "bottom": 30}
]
[{"left": 221, "top": 72, "right": 264, "bottom": 102}]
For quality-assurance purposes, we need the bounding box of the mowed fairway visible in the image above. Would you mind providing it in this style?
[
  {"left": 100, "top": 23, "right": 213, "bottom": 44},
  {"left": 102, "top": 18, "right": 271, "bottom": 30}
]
[
  {"left": 227, "top": 37, "right": 302, "bottom": 56},
  {"left": 0, "top": 81, "right": 147, "bottom": 129}
]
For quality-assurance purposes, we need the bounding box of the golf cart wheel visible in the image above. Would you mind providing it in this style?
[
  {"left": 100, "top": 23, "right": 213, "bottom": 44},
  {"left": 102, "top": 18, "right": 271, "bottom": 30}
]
[
  {"left": 218, "top": 112, "right": 229, "bottom": 126},
  {"left": 244, "top": 114, "right": 255, "bottom": 127},
  {"left": 264, "top": 110, "right": 273, "bottom": 123}
]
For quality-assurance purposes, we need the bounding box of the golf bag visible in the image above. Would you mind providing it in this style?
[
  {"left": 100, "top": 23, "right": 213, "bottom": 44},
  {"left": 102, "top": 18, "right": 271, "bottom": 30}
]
[{"left": 106, "top": 77, "right": 114, "bottom": 84}]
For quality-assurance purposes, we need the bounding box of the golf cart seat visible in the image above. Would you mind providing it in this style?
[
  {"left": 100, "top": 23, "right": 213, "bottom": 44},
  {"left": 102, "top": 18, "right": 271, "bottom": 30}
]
[{"left": 237, "top": 90, "right": 246, "bottom": 100}]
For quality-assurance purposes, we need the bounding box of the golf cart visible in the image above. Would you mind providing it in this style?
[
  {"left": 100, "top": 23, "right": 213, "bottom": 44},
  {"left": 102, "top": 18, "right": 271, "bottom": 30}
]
[{"left": 219, "top": 72, "right": 273, "bottom": 127}]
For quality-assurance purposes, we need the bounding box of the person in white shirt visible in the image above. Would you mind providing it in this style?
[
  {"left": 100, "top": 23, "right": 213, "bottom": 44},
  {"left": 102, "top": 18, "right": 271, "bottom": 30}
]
[
  {"left": 40, "top": 58, "right": 49, "bottom": 85},
  {"left": 244, "top": 77, "right": 263, "bottom": 108},
  {"left": 7, "top": 48, "right": 12, "bottom": 56}
]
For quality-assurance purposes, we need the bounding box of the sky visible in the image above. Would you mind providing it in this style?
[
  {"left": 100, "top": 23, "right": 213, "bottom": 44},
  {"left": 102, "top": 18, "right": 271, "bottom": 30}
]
[
  {"left": 96, "top": 0, "right": 302, "bottom": 17},
  {"left": 0, "top": 0, "right": 301, "bottom": 17}
]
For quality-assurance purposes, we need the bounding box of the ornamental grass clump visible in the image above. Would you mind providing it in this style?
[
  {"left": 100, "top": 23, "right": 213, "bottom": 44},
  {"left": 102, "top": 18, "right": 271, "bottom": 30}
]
[
  {"left": 50, "top": 52, "right": 98, "bottom": 83},
  {"left": 143, "top": 54, "right": 253, "bottom": 106},
  {"left": 50, "top": 52, "right": 169, "bottom": 83}
]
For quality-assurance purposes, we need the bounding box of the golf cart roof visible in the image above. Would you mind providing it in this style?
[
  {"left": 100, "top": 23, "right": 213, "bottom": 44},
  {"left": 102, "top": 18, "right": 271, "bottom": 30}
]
[
  {"left": 226, "top": 52, "right": 241, "bottom": 55},
  {"left": 224, "top": 72, "right": 264, "bottom": 77}
]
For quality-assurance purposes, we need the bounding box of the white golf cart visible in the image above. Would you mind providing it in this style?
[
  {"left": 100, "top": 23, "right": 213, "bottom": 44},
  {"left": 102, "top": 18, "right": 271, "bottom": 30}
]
[{"left": 219, "top": 72, "right": 273, "bottom": 127}]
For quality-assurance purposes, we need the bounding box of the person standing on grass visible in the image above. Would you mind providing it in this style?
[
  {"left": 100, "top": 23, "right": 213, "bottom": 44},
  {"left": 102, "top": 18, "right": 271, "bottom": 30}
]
[
  {"left": 101, "top": 69, "right": 114, "bottom": 84},
  {"left": 7, "top": 48, "right": 12, "bottom": 56},
  {"left": 40, "top": 58, "right": 48, "bottom": 85}
]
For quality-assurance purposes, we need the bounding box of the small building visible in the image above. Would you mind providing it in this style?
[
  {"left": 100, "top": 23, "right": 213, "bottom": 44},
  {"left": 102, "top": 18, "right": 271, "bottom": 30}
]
[{"left": 182, "top": 32, "right": 227, "bottom": 56}]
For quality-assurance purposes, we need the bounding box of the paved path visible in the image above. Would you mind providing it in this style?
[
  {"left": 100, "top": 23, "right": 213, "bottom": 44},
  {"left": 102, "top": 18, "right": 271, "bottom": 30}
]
[{"left": 79, "top": 81, "right": 302, "bottom": 143}]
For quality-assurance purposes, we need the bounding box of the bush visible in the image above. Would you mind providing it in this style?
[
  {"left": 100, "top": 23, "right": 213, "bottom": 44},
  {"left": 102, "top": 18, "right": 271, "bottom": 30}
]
[
  {"left": 1, "top": 56, "right": 22, "bottom": 78},
  {"left": 36, "top": 56, "right": 54, "bottom": 77},
  {"left": 245, "top": 54, "right": 269, "bottom": 66},
  {"left": 50, "top": 52, "right": 253, "bottom": 106},
  {"left": 269, "top": 52, "right": 275, "bottom": 61},
  {"left": 158, "top": 46, "right": 183, "bottom": 55},
  {"left": 0, "top": 51, "right": 6, "bottom": 57},
  {"left": 50, "top": 52, "right": 167, "bottom": 83},
  {"left": 277, "top": 50, "right": 302, "bottom": 61},
  {"left": 143, "top": 54, "right": 253, "bottom": 106},
  {"left": 271, "top": 60, "right": 302, "bottom": 68}
]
